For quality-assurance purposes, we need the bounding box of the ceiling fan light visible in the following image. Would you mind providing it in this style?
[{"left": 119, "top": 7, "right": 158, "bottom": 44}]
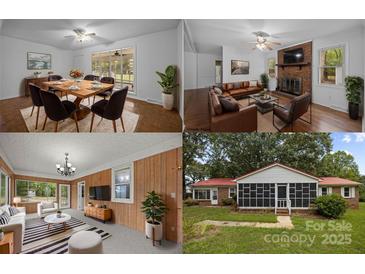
[
  {"left": 60, "top": 167, "right": 65, "bottom": 172},
  {"left": 67, "top": 162, "right": 72, "bottom": 167},
  {"left": 71, "top": 167, "right": 76, "bottom": 172},
  {"left": 56, "top": 164, "right": 61, "bottom": 169}
]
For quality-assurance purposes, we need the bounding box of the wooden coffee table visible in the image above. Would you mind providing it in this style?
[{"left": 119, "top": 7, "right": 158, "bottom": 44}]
[
  {"left": 248, "top": 94, "right": 279, "bottom": 114},
  {"left": 44, "top": 213, "right": 71, "bottom": 231}
]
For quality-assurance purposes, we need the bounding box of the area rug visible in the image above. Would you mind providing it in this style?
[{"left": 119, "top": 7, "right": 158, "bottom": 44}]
[
  {"left": 20, "top": 94, "right": 139, "bottom": 132},
  {"left": 21, "top": 217, "right": 111, "bottom": 254},
  {"left": 238, "top": 98, "right": 286, "bottom": 132}
]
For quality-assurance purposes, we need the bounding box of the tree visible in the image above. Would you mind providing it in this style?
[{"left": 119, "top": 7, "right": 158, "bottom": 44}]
[
  {"left": 183, "top": 133, "right": 333, "bottom": 192},
  {"left": 318, "top": 151, "right": 361, "bottom": 181}
]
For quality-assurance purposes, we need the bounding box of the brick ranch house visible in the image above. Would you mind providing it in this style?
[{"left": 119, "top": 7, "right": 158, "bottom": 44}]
[{"left": 191, "top": 163, "right": 361, "bottom": 213}]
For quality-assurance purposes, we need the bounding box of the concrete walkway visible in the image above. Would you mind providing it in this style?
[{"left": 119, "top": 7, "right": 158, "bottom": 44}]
[{"left": 196, "top": 216, "right": 294, "bottom": 230}]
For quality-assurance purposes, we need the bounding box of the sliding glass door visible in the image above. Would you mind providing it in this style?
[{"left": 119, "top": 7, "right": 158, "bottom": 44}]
[
  {"left": 59, "top": 184, "right": 70, "bottom": 209},
  {"left": 91, "top": 48, "right": 135, "bottom": 94},
  {"left": 0, "top": 170, "right": 10, "bottom": 206}
]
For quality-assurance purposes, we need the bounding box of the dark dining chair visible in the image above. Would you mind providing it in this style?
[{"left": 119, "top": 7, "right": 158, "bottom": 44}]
[
  {"left": 40, "top": 90, "right": 79, "bottom": 132},
  {"left": 90, "top": 87, "right": 128, "bottom": 132},
  {"left": 28, "top": 83, "right": 44, "bottom": 130},
  {"left": 93, "top": 77, "right": 115, "bottom": 104},
  {"left": 272, "top": 92, "right": 312, "bottom": 131},
  {"left": 84, "top": 74, "right": 99, "bottom": 81},
  {"left": 48, "top": 74, "right": 68, "bottom": 100}
]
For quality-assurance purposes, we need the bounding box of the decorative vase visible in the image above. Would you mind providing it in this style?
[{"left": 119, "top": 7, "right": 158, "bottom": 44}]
[
  {"left": 348, "top": 102, "right": 359, "bottom": 120},
  {"left": 162, "top": 93, "right": 174, "bottom": 110},
  {"left": 145, "top": 220, "right": 163, "bottom": 241}
]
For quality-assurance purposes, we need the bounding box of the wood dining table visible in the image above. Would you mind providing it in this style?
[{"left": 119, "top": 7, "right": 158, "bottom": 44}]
[{"left": 41, "top": 79, "right": 114, "bottom": 120}]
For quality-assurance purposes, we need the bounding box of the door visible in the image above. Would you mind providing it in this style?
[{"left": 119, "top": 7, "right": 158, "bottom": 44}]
[
  {"left": 59, "top": 184, "right": 71, "bottom": 209},
  {"left": 211, "top": 188, "right": 218, "bottom": 205},
  {"left": 77, "top": 181, "right": 85, "bottom": 211},
  {"left": 277, "top": 184, "right": 287, "bottom": 208}
]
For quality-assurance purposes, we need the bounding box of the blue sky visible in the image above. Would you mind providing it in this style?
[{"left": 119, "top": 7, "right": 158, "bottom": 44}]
[{"left": 331, "top": 133, "right": 365, "bottom": 175}]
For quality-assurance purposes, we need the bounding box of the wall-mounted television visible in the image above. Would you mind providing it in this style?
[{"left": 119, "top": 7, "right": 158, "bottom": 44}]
[
  {"left": 89, "top": 185, "right": 111, "bottom": 201},
  {"left": 283, "top": 48, "right": 304, "bottom": 64}
]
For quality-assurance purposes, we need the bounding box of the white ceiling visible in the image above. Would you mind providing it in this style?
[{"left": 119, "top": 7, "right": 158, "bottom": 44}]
[
  {"left": 0, "top": 133, "right": 181, "bottom": 180},
  {"left": 185, "top": 19, "right": 364, "bottom": 55},
  {"left": 0, "top": 19, "right": 180, "bottom": 50}
]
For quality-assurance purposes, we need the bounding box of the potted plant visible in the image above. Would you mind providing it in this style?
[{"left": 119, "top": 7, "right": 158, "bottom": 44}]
[
  {"left": 0, "top": 228, "right": 4, "bottom": 241},
  {"left": 156, "top": 65, "right": 178, "bottom": 110},
  {"left": 345, "top": 76, "right": 364, "bottom": 120},
  {"left": 141, "top": 191, "right": 168, "bottom": 243},
  {"left": 260, "top": 73, "right": 269, "bottom": 91}
]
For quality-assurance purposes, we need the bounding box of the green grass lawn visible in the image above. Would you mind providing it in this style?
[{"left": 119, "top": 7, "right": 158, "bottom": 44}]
[{"left": 183, "top": 203, "right": 365, "bottom": 254}]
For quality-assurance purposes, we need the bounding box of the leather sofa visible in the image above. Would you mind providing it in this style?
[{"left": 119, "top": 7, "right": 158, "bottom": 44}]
[
  {"left": 0, "top": 205, "right": 26, "bottom": 254},
  {"left": 208, "top": 89, "right": 257, "bottom": 132},
  {"left": 37, "top": 202, "right": 58, "bottom": 217},
  {"left": 220, "top": 80, "right": 263, "bottom": 99}
]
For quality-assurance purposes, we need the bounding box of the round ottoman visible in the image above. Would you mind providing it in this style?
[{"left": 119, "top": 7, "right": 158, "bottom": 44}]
[{"left": 68, "top": 231, "right": 103, "bottom": 254}]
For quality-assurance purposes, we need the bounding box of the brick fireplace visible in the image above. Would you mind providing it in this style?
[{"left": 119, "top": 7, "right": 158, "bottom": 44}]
[{"left": 277, "top": 41, "right": 312, "bottom": 96}]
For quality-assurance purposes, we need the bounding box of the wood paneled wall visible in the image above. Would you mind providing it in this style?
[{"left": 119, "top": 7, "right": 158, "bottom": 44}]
[{"left": 71, "top": 147, "right": 182, "bottom": 242}]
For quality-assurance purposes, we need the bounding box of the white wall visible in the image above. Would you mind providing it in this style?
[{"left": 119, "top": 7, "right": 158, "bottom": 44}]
[
  {"left": 184, "top": 51, "right": 222, "bottom": 89},
  {"left": 0, "top": 35, "right": 73, "bottom": 100},
  {"left": 72, "top": 29, "right": 178, "bottom": 105},
  {"left": 177, "top": 20, "right": 184, "bottom": 119},
  {"left": 312, "top": 26, "right": 364, "bottom": 113},
  {"left": 184, "top": 51, "right": 197, "bottom": 89},
  {"left": 222, "top": 45, "right": 265, "bottom": 83}
]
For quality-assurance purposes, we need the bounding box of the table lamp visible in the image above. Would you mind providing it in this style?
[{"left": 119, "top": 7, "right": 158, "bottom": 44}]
[{"left": 13, "top": 197, "right": 21, "bottom": 207}]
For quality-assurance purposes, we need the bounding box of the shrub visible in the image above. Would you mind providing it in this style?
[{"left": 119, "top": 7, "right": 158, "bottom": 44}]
[
  {"left": 184, "top": 198, "right": 199, "bottom": 207},
  {"left": 314, "top": 194, "right": 347, "bottom": 219},
  {"left": 222, "top": 198, "right": 235, "bottom": 206}
]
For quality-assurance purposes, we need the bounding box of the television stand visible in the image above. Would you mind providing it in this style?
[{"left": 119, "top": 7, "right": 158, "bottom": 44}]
[{"left": 84, "top": 206, "right": 112, "bottom": 223}]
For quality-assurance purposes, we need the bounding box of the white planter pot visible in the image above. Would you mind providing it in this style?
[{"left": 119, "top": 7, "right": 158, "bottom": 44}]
[
  {"left": 162, "top": 93, "right": 174, "bottom": 110},
  {"left": 145, "top": 220, "right": 163, "bottom": 241},
  {"left": 0, "top": 232, "right": 4, "bottom": 241}
]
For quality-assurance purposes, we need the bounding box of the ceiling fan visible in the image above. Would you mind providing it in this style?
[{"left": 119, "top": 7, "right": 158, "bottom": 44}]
[
  {"left": 249, "top": 31, "right": 281, "bottom": 51},
  {"left": 64, "top": 28, "right": 96, "bottom": 43}
]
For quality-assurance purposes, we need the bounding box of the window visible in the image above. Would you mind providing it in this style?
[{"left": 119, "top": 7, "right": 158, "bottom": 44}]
[
  {"left": 229, "top": 187, "right": 236, "bottom": 198},
  {"left": 289, "top": 183, "right": 317, "bottom": 208},
  {"left": 319, "top": 46, "right": 344, "bottom": 85},
  {"left": 0, "top": 170, "right": 9, "bottom": 206},
  {"left": 92, "top": 48, "right": 135, "bottom": 93},
  {"left": 194, "top": 189, "right": 211, "bottom": 200},
  {"left": 342, "top": 187, "right": 353, "bottom": 198},
  {"left": 15, "top": 180, "right": 56, "bottom": 202},
  {"left": 267, "top": 58, "right": 276, "bottom": 78},
  {"left": 112, "top": 164, "right": 134, "bottom": 203},
  {"left": 321, "top": 187, "right": 328, "bottom": 196},
  {"left": 238, "top": 183, "right": 275, "bottom": 208},
  {"left": 215, "top": 60, "right": 222, "bottom": 84}
]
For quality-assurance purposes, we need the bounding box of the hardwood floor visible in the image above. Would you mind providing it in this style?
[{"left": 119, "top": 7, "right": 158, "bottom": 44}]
[
  {"left": 184, "top": 89, "right": 363, "bottom": 132},
  {"left": 0, "top": 96, "right": 182, "bottom": 132}
]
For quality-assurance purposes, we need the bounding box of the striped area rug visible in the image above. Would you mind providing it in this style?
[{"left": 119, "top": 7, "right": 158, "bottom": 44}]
[{"left": 21, "top": 217, "right": 111, "bottom": 254}]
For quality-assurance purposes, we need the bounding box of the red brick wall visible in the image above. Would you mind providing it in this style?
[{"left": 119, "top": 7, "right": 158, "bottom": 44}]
[
  {"left": 331, "top": 187, "right": 359, "bottom": 209},
  {"left": 193, "top": 186, "right": 233, "bottom": 206},
  {"left": 277, "top": 41, "right": 312, "bottom": 94}
]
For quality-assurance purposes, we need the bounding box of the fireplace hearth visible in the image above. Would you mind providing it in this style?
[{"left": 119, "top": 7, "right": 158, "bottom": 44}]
[{"left": 278, "top": 77, "right": 302, "bottom": 96}]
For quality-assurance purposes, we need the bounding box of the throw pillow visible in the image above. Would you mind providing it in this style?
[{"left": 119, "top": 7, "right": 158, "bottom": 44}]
[
  {"left": 219, "top": 96, "right": 239, "bottom": 113},
  {"left": 233, "top": 82, "right": 241, "bottom": 89},
  {"left": 0, "top": 211, "right": 10, "bottom": 225},
  {"left": 250, "top": 80, "right": 257, "bottom": 87},
  {"left": 41, "top": 202, "right": 54, "bottom": 209},
  {"left": 214, "top": 87, "right": 223, "bottom": 95},
  {"left": 8, "top": 206, "right": 19, "bottom": 216},
  {"left": 226, "top": 83, "right": 234, "bottom": 90}
]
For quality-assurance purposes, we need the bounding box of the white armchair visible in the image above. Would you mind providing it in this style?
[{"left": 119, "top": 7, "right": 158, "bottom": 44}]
[
  {"left": 37, "top": 202, "right": 58, "bottom": 217},
  {"left": 0, "top": 206, "right": 26, "bottom": 254}
]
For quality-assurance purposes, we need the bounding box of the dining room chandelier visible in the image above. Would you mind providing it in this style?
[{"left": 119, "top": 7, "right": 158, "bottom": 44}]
[{"left": 56, "top": 153, "right": 76, "bottom": 176}]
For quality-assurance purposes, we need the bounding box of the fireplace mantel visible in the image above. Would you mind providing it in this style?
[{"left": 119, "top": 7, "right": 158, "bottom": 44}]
[{"left": 276, "top": 62, "right": 311, "bottom": 70}]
